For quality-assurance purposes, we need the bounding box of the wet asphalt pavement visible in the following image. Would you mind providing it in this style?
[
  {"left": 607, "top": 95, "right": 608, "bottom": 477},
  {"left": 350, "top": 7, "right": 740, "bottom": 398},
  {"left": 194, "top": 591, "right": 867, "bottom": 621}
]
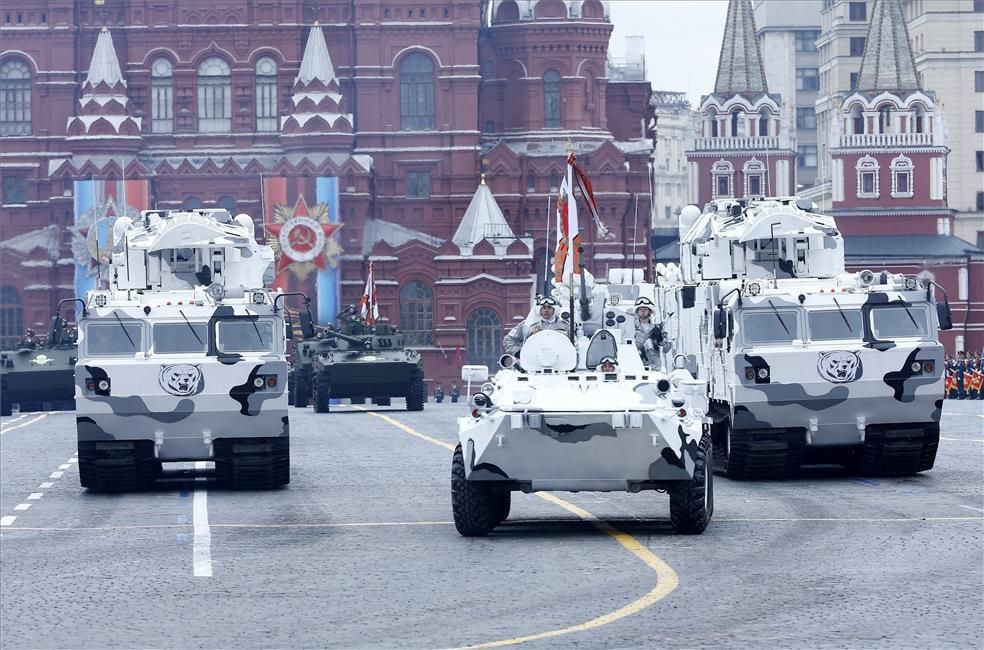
[{"left": 1, "top": 399, "right": 982, "bottom": 649}]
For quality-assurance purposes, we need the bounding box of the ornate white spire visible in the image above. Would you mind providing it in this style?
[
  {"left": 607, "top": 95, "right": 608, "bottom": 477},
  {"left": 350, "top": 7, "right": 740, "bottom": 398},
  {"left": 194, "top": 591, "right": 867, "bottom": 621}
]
[
  {"left": 296, "top": 22, "right": 337, "bottom": 86},
  {"left": 85, "top": 27, "right": 126, "bottom": 89},
  {"left": 714, "top": 0, "right": 768, "bottom": 95},
  {"left": 856, "top": 0, "right": 920, "bottom": 91}
]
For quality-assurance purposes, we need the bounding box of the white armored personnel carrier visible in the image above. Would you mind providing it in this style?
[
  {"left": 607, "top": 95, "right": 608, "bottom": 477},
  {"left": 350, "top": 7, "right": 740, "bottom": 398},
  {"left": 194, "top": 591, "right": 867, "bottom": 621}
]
[
  {"left": 74, "top": 209, "right": 294, "bottom": 490},
  {"left": 452, "top": 269, "right": 713, "bottom": 536},
  {"left": 656, "top": 197, "right": 952, "bottom": 479}
]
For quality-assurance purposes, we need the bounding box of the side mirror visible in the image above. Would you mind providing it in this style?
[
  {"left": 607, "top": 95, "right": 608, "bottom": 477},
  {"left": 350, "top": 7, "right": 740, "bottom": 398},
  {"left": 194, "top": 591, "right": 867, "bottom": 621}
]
[
  {"left": 461, "top": 365, "right": 489, "bottom": 383},
  {"left": 681, "top": 285, "right": 696, "bottom": 309},
  {"left": 937, "top": 301, "right": 953, "bottom": 331},
  {"left": 713, "top": 307, "right": 728, "bottom": 340},
  {"left": 299, "top": 310, "right": 316, "bottom": 339}
]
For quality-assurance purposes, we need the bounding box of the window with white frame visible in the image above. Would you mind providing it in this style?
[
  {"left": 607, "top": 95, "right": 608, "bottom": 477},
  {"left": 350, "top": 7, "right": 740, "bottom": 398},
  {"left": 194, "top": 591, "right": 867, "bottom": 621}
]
[
  {"left": 743, "top": 158, "right": 766, "bottom": 198},
  {"left": 0, "top": 58, "right": 32, "bottom": 136},
  {"left": 255, "top": 57, "right": 278, "bottom": 132},
  {"left": 197, "top": 57, "right": 231, "bottom": 133},
  {"left": 711, "top": 160, "right": 734, "bottom": 198},
  {"left": 890, "top": 154, "right": 914, "bottom": 198},
  {"left": 856, "top": 155, "right": 880, "bottom": 198},
  {"left": 151, "top": 58, "right": 173, "bottom": 133}
]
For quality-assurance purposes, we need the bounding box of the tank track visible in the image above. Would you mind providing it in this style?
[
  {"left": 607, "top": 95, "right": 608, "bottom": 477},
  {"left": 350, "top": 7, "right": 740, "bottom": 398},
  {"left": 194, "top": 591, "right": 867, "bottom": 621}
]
[
  {"left": 860, "top": 424, "right": 939, "bottom": 476},
  {"left": 715, "top": 422, "right": 805, "bottom": 480},
  {"left": 214, "top": 437, "right": 290, "bottom": 489},
  {"left": 78, "top": 441, "right": 161, "bottom": 492}
]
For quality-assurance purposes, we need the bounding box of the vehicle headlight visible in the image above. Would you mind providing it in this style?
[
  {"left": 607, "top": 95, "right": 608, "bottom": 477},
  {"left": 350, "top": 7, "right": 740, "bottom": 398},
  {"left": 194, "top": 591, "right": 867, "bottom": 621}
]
[
  {"left": 910, "top": 361, "right": 922, "bottom": 373},
  {"left": 93, "top": 293, "right": 108, "bottom": 308},
  {"left": 206, "top": 282, "right": 225, "bottom": 302},
  {"left": 251, "top": 291, "right": 266, "bottom": 304},
  {"left": 903, "top": 277, "right": 918, "bottom": 291},
  {"left": 757, "top": 367, "right": 770, "bottom": 380},
  {"left": 253, "top": 377, "right": 265, "bottom": 388},
  {"left": 97, "top": 379, "right": 110, "bottom": 391}
]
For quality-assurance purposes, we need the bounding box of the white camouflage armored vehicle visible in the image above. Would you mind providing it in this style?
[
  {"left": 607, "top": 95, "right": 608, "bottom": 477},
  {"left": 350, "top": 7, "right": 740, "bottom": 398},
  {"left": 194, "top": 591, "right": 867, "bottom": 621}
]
[
  {"left": 452, "top": 269, "right": 713, "bottom": 536},
  {"left": 74, "top": 208, "right": 294, "bottom": 491},
  {"left": 656, "top": 197, "right": 952, "bottom": 479}
]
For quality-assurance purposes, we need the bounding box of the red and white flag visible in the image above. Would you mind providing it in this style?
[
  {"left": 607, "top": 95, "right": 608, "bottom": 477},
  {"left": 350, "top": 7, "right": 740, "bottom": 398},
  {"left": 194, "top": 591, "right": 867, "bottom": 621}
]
[
  {"left": 359, "top": 260, "right": 379, "bottom": 325},
  {"left": 554, "top": 153, "right": 582, "bottom": 280}
]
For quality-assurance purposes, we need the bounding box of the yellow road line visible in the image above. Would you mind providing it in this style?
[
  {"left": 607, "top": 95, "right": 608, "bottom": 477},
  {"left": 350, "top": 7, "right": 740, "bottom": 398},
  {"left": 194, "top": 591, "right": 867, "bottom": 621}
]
[
  {"left": 0, "top": 413, "right": 48, "bottom": 435},
  {"left": 353, "top": 406, "right": 680, "bottom": 649}
]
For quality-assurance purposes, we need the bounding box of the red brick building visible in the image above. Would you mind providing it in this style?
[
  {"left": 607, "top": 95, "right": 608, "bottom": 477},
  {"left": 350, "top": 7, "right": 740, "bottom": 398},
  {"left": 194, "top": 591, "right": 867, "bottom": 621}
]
[{"left": 0, "top": 0, "right": 654, "bottom": 388}]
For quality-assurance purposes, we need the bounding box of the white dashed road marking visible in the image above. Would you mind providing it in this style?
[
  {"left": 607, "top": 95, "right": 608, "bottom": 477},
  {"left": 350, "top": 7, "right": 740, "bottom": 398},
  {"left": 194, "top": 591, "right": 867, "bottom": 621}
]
[
  {"left": 0, "top": 516, "right": 16, "bottom": 527},
  {"left": 49, "top": 471, "right": 64, "bottom": 479},
  {"left": 0, "top": 452, "right": 77, "bottom": 528},
  {"left": 192, "top": 461, "right": 212, "bottom": 577},
  {"left": 0, "top": 413, "right": 48, "bottom": 435},
  {"left": 13, "top": 504, "right": 31, "bottom": 511},
  {"left": 27, "top": 493, "right": 43, "bottom": 500}
]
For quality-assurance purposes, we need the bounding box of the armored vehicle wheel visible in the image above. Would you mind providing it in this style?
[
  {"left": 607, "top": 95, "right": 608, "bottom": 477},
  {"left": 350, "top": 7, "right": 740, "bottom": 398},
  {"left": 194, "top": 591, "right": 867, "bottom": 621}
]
[
  {"left": 78, "top": 441, "right": 160, "bottom": 492},
  {"left": 351, "top": 397, "right": 366, "bottom": 405},
  {"left": 492, "top": 488, "right": 511, "bottom": 524},
  {"left": 669, "top": 435, "right": 713, "bottom": 535},
  {"left": 312, "top": 373, "right": 330, "bottom": 413},
  {"left": 406, "top": 371, "right": 425, "bottom": 412},
  {"left": 372, "top": 397, "right": 391, "bottom": 406},
  {"left": 293, "top": 371, "right": 311, "bottom": 408},
  {"left": 451, "top": 444, "right": 499, "bottom": 536},
  {"left": 214, "top": 437, "right": 290, "bottom": 489},
  {"left": 860, "top": 424, "right": 939, "bottom": 476}
]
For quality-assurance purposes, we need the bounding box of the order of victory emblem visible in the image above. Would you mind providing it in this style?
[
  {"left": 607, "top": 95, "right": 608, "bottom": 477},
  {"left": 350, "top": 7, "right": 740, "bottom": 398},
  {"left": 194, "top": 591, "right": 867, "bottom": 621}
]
[
  {"left": 30, "top": 354, "right": 54, "bottom": 366},
  {"left": 266, "top": 195, "right": 343, "bottom": 280}
]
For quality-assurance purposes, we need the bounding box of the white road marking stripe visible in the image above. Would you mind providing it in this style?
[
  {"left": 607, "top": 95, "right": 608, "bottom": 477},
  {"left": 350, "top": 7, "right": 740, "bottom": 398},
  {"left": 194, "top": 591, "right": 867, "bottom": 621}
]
[
  {"left": 959, "top": 505, "right": 984, "bottom": 513},
  {"left": 49, "top": 471, "right": 63, "bottom": 479},
  {"left": 941, "top": 437, "right": 984, "bottom": 443},
  {"left": 192, "top": 460, "right": 212, "bottom": 577},
  {"left": 13, "top": 504, "right": 31, "bottom": 511},
  {"left": 0, "top": 413, "right": 48, "bottom": 435},
  {"left": 67, "top": 458, "right": 78, "bottom": 464},
  {"left": 3, "top": 414, "right": 29, "bottom": 424},
  {"left": 58, "top": 464, "right": 70, "bottom": 470},
  {"left": 0, "top": 516, "right": 16, "bottom": 526},
  {"left": 38, "top": 482, "right": 53, "bottom": 489},
  {"left": 27, "top": 493, "right": 42, "bottom": 500}
]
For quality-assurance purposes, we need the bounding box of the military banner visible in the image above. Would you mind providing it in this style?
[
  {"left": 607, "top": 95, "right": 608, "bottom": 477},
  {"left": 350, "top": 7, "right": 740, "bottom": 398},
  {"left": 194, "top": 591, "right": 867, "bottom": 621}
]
[{"left": 262, "top": 176, "right": 343, "bottom": 324}]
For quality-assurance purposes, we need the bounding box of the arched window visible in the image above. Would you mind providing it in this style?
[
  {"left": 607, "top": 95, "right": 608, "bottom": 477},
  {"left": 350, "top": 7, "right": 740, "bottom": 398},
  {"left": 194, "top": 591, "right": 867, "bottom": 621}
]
[
  {"left": 850, "top": 104, "right": 864, "bottom": 135},
  {"left": 399, "top": 281, "right": 433, "bottom": 345},
  {"left": 730, "top": 109, "right": 745, "bottom": 137},
  {"left": 758, "top": 109, "right": 770, "bottom": 136},
  {"left": 0, "top": 58, "right": 32, "bottom": 136},
  {"left": 711, "top": 159, "right": 734, "bottom": 198},
  {"left": 182, "top": 196, "right": 203, "bottom": 210},
  {"left": 742, "top": 157, "right": 767, "bottom": 198},
  {"left": 217, "top": 196, "right": 237, "bottom": 213},
  {"left": 0, "top": 286, "right": 24, "bottom": 349},
  {"left": 197, "top": 56, "right": 231, "bottom": 132},
  {"left": 467, "top": 308, "right": 502, "bottom": 368},
  {"left": 483, "top": 119, "right": 495, "bottom": 133},
  {"left": 855, "top": 154, "right": 880, "bottom": 199},
  {"left": 913, "top": 104, "right": 927, "bottom": 134},
  {"left": 150, "top": 58, "right": 173, "bottom": 133},
  {"left": 890, "top": 154, "right": 914, "bottom": 198},
  {"left": 543, "top": 69, "right": 561, "bottom": 127},
  {"left": 878, "top": 105, "right": 892, "bottom": 134},
  {"left": 255, "top": 56, "right": 278, "bottom": 132},
  {"left": 400, "top": 53, "right": 435, "bottom": 130},
  {"left": 707, "top": 108, "right": 719, "bottom": 137}
]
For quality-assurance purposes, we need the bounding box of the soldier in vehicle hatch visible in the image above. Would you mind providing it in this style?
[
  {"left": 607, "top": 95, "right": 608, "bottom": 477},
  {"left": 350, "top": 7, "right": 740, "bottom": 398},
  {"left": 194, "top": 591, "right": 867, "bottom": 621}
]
[
  {"left": 633, "top": 297, "right": 668, "bottom": 369},
  {"left": 502, "top": 296, "right": 569, "bottom": 356}
]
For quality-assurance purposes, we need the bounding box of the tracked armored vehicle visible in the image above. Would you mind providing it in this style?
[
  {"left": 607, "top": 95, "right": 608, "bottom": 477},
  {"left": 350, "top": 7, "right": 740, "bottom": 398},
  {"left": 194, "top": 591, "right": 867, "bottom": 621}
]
[
  {"left": 74, "top": 208, "right": 294, "bottom": 491},
  {"left": 302, "top": 321, "right": 425, "bottom": 412},
  {"left": 452, "top": 270, "right": 712, "bottom": 537},
  {"left": 1, "top": 317, "right": 77, "bottom": 416},
  {"left": 656, "top": 197, "right": 951, "bottom": 479}
]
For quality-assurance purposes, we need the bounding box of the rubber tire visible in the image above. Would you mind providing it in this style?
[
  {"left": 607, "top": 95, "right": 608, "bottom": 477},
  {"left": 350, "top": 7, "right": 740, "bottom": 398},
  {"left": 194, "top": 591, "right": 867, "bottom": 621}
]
[
  {"left": 293, "top": 370, "right": 310, "bottom": 408},
  {"left": 406, "top": 371, "right": 425, "bottom": 412},
  {"left": 492, "top": 488, "right": 511, "bottom": 524},
  {"left": 669, "top": 435, "right": 713, "bottom": 535},
  {"left": 214, "top": 437, "right": 290, "bottom": 489},
  {"left": 78, "top": 441, "right": 160, "bottom": 492},
  {"left": 312, "top": 373, "right": 330, "bottom": 413},
  {"left": 711, "top": 418, "right": 729, "bottom": 476},
  {"left": 372, "top": 397, "right": 391, "bottom": 406},
  {"left": 451, "top": 444, "right": 499, "bottom": 536}
]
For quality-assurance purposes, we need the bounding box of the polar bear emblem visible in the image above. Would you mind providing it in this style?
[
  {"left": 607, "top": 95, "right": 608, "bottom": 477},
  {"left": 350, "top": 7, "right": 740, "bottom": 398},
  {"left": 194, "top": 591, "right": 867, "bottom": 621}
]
[
  {"left": 159, "top": 363, "right": 204, "bottom": 396},
  {"left": 817, "top": 351, "right": 862, "bottom": 383}
]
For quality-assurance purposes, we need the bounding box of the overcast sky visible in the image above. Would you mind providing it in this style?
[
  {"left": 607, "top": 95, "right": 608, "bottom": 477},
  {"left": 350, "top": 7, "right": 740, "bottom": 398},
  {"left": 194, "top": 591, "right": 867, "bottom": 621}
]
[{"left": 608, "top": 0, "right": 729, "bottom": 106}]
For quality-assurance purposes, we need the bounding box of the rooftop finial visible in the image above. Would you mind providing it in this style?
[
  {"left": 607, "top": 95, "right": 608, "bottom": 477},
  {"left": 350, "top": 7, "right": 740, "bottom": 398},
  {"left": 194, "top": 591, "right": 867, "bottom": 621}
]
[{"left": 480, "top": 173, "right": 486, "bottom": 186}]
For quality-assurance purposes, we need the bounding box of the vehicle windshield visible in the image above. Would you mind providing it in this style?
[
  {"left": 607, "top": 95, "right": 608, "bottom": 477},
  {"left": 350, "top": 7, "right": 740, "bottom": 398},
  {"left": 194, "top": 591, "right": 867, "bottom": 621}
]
[
  {"left": 870, "top": 304, "right": 930, "bottom": 339},
  {"left": 154, "top": 322, "right": 207, "bottom": 354},
  {"left": 85, "top": 321, "right": 143, "bottom": 356},
  {"left": 216, "top": 319, "right": 274, "bottom": 353},
  {"left": 740, "top": 308, "right": 800, "bottom": 345},
  {"left": 808, "top": 309, "right": 863, "bottom": 340}
]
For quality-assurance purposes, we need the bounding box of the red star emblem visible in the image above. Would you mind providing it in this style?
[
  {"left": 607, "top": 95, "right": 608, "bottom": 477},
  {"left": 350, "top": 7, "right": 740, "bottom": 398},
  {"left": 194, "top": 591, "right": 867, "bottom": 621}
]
[{"left": 266, "top": 195, "right": 342, "bottom": 275}]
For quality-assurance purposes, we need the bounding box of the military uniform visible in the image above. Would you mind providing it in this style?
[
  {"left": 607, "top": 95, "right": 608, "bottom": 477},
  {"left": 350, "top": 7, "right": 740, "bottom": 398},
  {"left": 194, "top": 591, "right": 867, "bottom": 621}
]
[
  {"left": 502, "top": 316, "right": 569, "bottom": 356},
  {"left": 632, "top": 298, "right": 668, "bottom": 369}
]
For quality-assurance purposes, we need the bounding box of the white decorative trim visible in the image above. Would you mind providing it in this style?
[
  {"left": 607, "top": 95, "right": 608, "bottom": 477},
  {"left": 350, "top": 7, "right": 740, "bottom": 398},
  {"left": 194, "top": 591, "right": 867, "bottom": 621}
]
[
  {"left": 742, "top": 157, "right": 767, "bottom": 198},
  {"left": 711, "top": 159, "right": 734, "bottom": 199},
  {"left": 890, "top": 153, "right": 914, "bottom": 198},
  {"left": 855, "top": 154, "right": 880, "bottom": 199}
]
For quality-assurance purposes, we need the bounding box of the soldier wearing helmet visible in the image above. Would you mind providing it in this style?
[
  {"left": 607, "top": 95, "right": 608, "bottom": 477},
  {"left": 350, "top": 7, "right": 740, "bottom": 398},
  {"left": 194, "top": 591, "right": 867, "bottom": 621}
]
[
  {"left": 599, "top": 356, "right": 618, "bottom": 373},
  {"left": 633, "top": 297, "right": 667, "bottom": 368},
  {"left": 502, "top": 295, "right": 569, "bottom": 356}
]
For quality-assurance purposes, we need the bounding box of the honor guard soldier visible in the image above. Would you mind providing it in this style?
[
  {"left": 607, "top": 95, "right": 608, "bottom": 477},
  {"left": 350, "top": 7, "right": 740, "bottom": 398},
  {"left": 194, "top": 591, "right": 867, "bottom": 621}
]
[
  {"left": 633, "top": 297, "right": 668, "bottom": 369},
  {"left": 502, "top": 296, "right": 569, "bottom": 356}
]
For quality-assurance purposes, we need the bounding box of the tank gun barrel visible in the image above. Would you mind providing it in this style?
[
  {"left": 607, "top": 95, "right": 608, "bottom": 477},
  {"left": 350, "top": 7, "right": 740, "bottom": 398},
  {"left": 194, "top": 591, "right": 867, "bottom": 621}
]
[{"left": 324, "top": 328, "right": 373, "bottom": 349}]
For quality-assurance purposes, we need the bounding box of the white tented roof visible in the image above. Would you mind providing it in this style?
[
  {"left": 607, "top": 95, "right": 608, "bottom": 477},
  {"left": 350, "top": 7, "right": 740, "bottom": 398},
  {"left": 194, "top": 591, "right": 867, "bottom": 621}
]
[{"left": 451, "top": 178, "right": 515, "bottom": 254}]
